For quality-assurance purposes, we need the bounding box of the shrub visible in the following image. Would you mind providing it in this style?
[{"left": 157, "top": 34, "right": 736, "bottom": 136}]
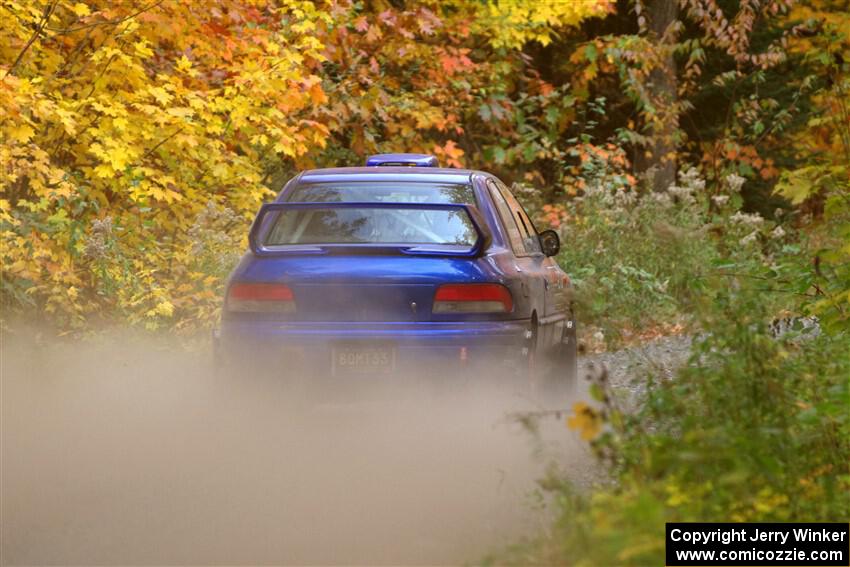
[
  {"left": 520, "top": 162, "right": 789, "bottom": 348},
  {"left": 496, "top": 282, "right": 849, "bottom": 566}
]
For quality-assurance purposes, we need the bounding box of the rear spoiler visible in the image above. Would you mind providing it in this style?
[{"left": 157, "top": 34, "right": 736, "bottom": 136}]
[{"left": 248, "top": 202, "right": 492, "bottom": 257}]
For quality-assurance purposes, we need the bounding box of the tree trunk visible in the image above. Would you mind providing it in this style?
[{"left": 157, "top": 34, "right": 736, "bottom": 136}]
[{"left": 642, "top": 0, "right": 678, "bottom": 192}]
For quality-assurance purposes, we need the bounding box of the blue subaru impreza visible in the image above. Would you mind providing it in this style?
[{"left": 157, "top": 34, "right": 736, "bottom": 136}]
[{"left": 218, "top": 153, "right": 576, "bottom": 391}]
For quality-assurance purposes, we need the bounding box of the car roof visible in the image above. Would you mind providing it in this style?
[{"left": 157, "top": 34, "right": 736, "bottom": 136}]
[{"left": 297, "top": 166, "right": 487, "bottom": 185}]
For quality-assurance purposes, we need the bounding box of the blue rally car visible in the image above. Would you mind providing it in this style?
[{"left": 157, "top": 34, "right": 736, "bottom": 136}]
[{"left": 218, "top": 153, "right": 577, "bottom": 391}]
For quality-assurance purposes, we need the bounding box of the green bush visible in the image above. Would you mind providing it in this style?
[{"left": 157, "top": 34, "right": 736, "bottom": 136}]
[
  {"left": 526, "top": 165, "right": 789, "bottom": 348},
  {"left": 495, "top": 283, "right": 849, "bottom": 566}
]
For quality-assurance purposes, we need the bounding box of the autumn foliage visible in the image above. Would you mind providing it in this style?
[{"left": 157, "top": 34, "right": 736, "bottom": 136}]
[
  {"left": 1, "top": 0, "right": 336, "bottom": 328},
  {"left": 1, "top": 0, "right": 847, "bottom": 335},
  {"left": 1, "top": 0, "right": 610, "bottom": 330}
]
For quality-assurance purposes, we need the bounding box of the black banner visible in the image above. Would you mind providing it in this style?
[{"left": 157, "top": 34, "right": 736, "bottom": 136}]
[{"left": 666, "top": 523, "right": 849, "bottom": 566}]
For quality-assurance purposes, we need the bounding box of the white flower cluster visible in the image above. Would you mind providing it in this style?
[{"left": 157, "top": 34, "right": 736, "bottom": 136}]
[
  {"left": 612, "top": 186, "right": 637, "bottom": 208},
  {"left": 725, "top": 173, "right": 746, "bottom": 193},
  {"left": 730, "top": 211, "right": 764, "bottom": 227},
  {"left": 665, "top": 167, "right": 705, "bottom": 204},
  {"left": 581, "top": 180, "right": 636, "bottom": 211},
  {"left": 679, "top": 167, "right": 706, "bottom": 193},
  {"left": 649, "top": 191, "right": 673, "bottom": 207},
  {"left": 667, "top": 183, "right": 695, "bottom": 203},
  {"left": 740, "top": 231, "right": 759, "bottom": 245}
]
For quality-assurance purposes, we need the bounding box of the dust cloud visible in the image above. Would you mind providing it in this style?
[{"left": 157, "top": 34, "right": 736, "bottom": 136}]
[{"left": 1, "top": 327, "right": 592, "bottom": 565}]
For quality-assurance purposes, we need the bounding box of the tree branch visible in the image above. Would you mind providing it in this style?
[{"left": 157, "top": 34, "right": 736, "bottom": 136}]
[
  {"left": 44, "top": 0, "right": 166, "bottom": 35},
  {"left": 139, "top": 127, "right": 185, "bottom": 163},
  {"left": 3, "top": 0, "right": 59, "bottom": 78}
]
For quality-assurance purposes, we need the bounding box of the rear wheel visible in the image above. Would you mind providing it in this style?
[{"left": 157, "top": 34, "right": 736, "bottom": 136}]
[
  {"left": 522, "top": 318, "right": 540, "bottom": 397},
  {"left": 525, "top": 319, "right": 578, "bottom": 404},
  {"left": 545, "top": 319, "right": 578, "bottom": 396}
]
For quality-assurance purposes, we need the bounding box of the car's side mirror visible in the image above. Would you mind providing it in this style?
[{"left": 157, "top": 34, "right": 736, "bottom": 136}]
[{"left": 539, "top": 229, "right": 560, "bottom": 257}]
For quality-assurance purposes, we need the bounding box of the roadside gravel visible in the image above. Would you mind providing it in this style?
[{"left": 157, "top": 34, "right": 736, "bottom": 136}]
[
  {"left": 532, "top": 335, "right": 695, "bottom": 491},
  {"left": 580, "top": 334, "right": 694, "bottom": 408}
]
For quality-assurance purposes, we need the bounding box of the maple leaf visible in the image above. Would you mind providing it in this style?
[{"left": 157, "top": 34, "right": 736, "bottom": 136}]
[
  {"left": 71, "top": 2, "right": 90, "bottom": 17},
  {"left": 148, "top": 87, "right": 173, "bottom": 106},
  {"left": 433, "top": 140, "right": 465, "bottom": 168},
  {"left": 566, "top": 402, "right": 603, "bottom": 441},
  {"left": 366, "top": 24, "right": 382, "bottom": 42},
  {"left": 9, "top": 123, "right": 35, "bottom": 143},
  {"left": 308, "top": 82, "right": 327, "bottom": 105},
  {"left": 175, "top": 55, "right": 194, "bottom": 74},
  {"left": 439, "top": 53, "right": 458, "bottom": 75},
  {"left": 353, "top": 16, "right": 369, "bottom": 32}
]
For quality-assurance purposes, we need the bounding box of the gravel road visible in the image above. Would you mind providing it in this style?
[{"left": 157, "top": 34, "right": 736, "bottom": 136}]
[
  {"left": 583, "top": 334, "right": 693, "bottom": 405},
  {"left": 1, "top": 331, "right": 691, "bottom": 566}
]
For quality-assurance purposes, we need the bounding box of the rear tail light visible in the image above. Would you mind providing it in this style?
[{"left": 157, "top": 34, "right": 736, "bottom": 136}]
[
  {"left": 432, "top": 283, "right": 513, "bottom": 314},
  {"left": 227, "top": 282, "right": 295, "bottom": 313}
]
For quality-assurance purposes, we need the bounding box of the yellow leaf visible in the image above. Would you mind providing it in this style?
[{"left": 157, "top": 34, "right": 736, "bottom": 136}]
[
  {"left": 775, "top": 168, "right": 816, "bottom": 205},
  {"left": 134, "top": 40, "right": 154, "bottom": 59},
  {"left": 148, "top": 86, "right": 173, "bottom": 106},
  {"left": 166, "top": 107, "right": 194, "bottom": 119},
  {"left": 104, "top": 146, "right": 131, "bottom": 170},
  {"left": 154, "top": 301, "right": 174, "bottom": 317},
  {"left": 9, "top": 123, "right": 35, "bottom": 143},
  {"left": 566, "top": 401, "right": 603, "bottom": 441},
  {"left": 72, "top": 2, "right": 90, "bottom": 17},
  {"left": 211, "top": 162, "right": 229, "bottom": 178},
  {"left": 175, "top": 55, "right": 193, "bottom": 74},
  {"left": 93, "top": 164, "right": 115, "bottom": 178},
  {"left": 56, "top": 109, "right": 78, "bottom": 135}
]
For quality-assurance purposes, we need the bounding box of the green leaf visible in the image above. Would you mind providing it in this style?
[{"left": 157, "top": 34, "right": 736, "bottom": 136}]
[{"left": 775, "top": 168, "right": 818, "bottom": 204}]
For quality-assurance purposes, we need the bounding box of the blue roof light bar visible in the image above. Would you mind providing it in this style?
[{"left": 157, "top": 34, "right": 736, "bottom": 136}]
[{"left": 365, "top": 153, "right": 439, "bottom": 167}]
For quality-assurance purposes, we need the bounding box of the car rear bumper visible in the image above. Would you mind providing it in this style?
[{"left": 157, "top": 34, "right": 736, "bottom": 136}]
[{"left": 217, "top": 319, "right": 530, "bottom": 373}]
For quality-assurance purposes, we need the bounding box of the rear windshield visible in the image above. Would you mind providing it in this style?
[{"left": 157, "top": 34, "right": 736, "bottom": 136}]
[
  {"left": 263, "top": 207, "right": 477, "bottom": 246},
  {"left": 287, "top": 182, "right": 476, "bottom": 205}
]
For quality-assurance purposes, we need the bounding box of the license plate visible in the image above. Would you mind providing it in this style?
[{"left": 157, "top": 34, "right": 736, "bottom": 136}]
[{"left": 332, "top": 343, "right": 396, "bottom": 375}]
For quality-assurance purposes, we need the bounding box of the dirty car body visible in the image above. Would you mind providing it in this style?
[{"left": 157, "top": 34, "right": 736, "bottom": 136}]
[{"left": 219, "top": 154, "right": 576, "bottom": 380}]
